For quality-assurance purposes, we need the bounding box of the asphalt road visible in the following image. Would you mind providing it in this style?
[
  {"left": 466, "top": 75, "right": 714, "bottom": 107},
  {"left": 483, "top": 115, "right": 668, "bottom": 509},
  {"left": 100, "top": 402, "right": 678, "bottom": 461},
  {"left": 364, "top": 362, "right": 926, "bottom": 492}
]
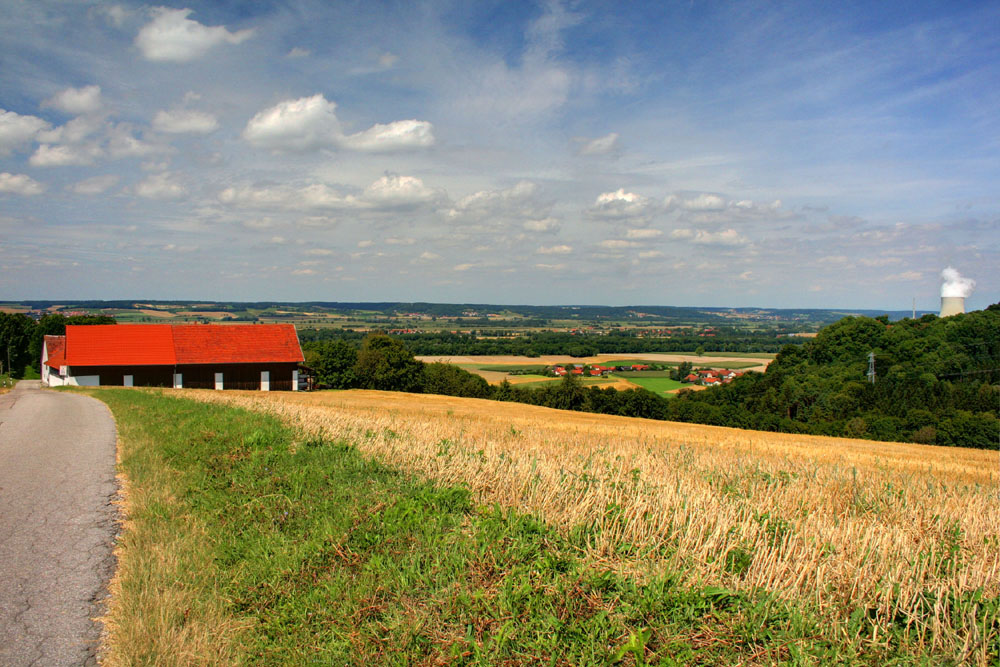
[{"left": 0, "top": 381, "right": 118, "bottom": 666}]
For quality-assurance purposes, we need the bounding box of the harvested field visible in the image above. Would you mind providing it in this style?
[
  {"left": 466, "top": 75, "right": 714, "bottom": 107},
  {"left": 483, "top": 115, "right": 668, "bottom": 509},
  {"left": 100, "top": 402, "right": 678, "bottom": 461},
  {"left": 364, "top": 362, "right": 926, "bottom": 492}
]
[{"left": 183, "top": 388, "right": 999, "bottom": 662}]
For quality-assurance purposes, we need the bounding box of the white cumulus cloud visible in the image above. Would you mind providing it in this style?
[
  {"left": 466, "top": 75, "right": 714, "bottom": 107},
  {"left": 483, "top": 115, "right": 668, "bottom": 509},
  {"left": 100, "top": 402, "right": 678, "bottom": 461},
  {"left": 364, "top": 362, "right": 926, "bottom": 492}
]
[
  {"left": 30, "top": 143, "right": 101, "bottom": 166},
  {"left": 108, "top": 124, "right": 162, "bottom": 158},
  {"left": 42, "top": 85, "right": 103, "bottom": 115},
  {"left": 36, "top": 115, "right": 104, "bottom": 145},
  {"left": 0, "top": 109, "right": 50, "bottom": 155},
  {"left": 0, "top": 172, "right": 45, "bottom": 196},
  {"left": 523, "top": 217, "right": 560, "bottom": 232},
  {"left": 587, "top": 188, "right": 656, "bottom": 222},
  {"left": 153, "top": 109, "right": 219, "bottom": 134},
  {"left": 135, "top": 172, "right": 186, "bottom": 199},
  {"left": 681, "top": 193, "right": 727, "bottom": 211},
  {"left": 363, "top": 174, "right": 440, "bottom": 207},
  {"left": 243, "top": 95, "right": 341, "bottom": 152},
  {"left": 242, "top": 94, "right": 434, "bottom": 153},
  {"left": 220, "top": 174, "right": 440, "bottom": 212},
  {"left": 342, "top": 119, "right": 435, "bottom": 152},
  {"left": 135, "top": 7, "right": 254, "bottom": 62}
]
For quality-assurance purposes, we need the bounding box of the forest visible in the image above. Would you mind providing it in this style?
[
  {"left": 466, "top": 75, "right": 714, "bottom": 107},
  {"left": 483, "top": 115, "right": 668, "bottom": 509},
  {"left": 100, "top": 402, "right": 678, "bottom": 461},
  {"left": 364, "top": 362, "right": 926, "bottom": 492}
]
[{"left": 674, "top": 305, "right": 1000, "bottom": 447}]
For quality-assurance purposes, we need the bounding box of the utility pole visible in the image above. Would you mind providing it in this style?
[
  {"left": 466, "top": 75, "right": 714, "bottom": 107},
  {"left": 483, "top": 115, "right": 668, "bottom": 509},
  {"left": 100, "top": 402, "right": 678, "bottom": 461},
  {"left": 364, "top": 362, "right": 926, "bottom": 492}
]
[{"left": 867, "top": 352, "right": 876, "bottom": 384}]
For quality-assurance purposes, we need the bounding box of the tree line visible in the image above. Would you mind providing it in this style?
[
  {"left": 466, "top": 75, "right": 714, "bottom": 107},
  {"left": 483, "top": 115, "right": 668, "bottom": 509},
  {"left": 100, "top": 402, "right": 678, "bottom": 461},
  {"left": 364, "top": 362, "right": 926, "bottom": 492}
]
[{"left": 0, "top": 313, "right": 116, "bottom": 377}]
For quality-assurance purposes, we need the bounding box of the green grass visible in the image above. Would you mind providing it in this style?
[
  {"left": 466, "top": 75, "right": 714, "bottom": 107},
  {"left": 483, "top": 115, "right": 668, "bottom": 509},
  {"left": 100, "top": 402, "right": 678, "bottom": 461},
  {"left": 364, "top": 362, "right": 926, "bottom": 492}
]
[
  {"left": 86, "top": 388, "right": 961, "bottom": 665},
  {"left": 617, "top": 377, "right": 688, "bottom": 394}
]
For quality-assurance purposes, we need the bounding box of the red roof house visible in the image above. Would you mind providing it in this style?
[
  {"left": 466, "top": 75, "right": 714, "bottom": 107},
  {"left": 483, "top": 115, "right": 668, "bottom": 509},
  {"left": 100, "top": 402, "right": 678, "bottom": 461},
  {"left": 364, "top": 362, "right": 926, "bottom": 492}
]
[{"left": 42, "top": 324, "right": 303, "bottom": 391}]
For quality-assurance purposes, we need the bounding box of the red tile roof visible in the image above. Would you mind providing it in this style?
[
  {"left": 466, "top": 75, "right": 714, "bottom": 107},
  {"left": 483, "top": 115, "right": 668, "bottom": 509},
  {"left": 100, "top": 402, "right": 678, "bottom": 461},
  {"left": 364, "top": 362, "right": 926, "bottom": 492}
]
[
  {"left": 65, "top": 325, "right": 176, "bottom": 366},
  {"left": 43, "top": 335, "right": 66, "bottom": 369},
  {"left": 61, "top": 324, "right": 303, "bottom": 366},
  {"left": 172, "top": 324, "right": 303, "bottom": 364}
]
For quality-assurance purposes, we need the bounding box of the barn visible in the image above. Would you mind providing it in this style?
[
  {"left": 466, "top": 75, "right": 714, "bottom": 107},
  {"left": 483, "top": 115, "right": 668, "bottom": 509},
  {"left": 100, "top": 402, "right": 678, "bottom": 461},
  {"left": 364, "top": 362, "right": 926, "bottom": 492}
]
[{"left": 42, "top": 324, "right": 304, "bottom": 390}]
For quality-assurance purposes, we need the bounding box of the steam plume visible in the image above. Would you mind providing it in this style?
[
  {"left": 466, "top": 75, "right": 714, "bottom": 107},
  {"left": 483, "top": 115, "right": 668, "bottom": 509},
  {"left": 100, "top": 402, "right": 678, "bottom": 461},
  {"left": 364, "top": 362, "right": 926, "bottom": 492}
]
[{"left": 941, "top": 267, "right": 975, "bottom": 298}]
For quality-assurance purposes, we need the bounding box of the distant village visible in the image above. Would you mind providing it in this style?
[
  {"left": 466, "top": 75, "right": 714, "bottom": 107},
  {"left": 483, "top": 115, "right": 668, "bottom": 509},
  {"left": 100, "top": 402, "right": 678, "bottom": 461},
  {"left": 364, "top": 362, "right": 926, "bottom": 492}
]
[{"left": 548, "top": 363, "right": 745, "bottom": 386}]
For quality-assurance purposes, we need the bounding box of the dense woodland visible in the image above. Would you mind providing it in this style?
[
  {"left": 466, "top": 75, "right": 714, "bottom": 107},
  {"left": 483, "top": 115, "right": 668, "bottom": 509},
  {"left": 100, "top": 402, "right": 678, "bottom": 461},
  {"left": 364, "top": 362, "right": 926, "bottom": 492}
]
[{"left": 673, "top": 306, "right": 1000, "bottom": 448}]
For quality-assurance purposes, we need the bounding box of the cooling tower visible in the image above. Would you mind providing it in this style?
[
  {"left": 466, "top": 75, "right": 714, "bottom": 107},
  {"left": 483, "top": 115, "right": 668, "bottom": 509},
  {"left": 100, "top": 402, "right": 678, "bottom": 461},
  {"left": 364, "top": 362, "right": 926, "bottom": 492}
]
[{"left": 940, "top": 296, "right": 965, "bottom": 317}]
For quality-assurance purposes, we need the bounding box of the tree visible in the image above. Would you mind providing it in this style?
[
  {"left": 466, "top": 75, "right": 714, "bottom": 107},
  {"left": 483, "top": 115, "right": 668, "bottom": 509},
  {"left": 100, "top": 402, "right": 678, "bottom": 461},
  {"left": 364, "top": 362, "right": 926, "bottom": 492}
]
[
  {"left": 672, "top": 361, "right": 693, "bottom": 381},
  {"left": 304, "top": 340, "right": 358, "bottom": 389},
  {"left": 695, "top": 345, "right": 705, "bottom": 357},
  {"left": 422, "top": 362, "right": 490, "bottom": 398},
  {"left": 0, "top": 313, "right": 36, "bottom": 378},
  {"left": 353, "top": 334, "right": 424, "bottom": 392}
]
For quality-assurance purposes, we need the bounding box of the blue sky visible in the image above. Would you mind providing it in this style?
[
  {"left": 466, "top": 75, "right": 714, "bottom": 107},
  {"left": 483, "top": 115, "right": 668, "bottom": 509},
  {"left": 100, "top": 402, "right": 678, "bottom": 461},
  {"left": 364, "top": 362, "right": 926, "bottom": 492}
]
[{"left": 1, "top": 0, "right": 997, "bottom": 310}]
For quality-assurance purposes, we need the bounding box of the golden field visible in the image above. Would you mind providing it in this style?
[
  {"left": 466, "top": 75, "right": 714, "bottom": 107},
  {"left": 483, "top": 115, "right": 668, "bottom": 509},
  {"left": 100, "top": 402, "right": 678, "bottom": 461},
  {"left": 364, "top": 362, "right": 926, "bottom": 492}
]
[{"left": 183, "top": 388, "right": 999, "bottom": 661}]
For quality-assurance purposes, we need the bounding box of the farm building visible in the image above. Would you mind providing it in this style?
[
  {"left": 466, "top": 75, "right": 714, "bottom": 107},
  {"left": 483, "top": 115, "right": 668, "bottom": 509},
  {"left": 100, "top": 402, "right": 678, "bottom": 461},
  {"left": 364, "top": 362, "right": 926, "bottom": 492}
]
[{"left": 42, "top": 324, "right": 304, "bottom": 390}]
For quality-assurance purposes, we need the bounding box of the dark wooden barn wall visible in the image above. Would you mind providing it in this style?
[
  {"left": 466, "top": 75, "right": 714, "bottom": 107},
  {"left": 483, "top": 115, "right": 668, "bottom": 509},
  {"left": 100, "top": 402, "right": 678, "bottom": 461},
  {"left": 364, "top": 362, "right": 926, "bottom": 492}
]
[{"left": 68, "top": 363, "right": 298, "bottom": 390}]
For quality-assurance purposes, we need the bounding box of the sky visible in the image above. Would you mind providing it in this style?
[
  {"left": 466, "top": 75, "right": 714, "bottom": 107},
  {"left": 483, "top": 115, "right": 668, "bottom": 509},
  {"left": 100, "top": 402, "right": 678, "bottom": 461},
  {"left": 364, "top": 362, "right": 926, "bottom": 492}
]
[{"left": 0, "top": 0, "right": 997, "bottom": 310}]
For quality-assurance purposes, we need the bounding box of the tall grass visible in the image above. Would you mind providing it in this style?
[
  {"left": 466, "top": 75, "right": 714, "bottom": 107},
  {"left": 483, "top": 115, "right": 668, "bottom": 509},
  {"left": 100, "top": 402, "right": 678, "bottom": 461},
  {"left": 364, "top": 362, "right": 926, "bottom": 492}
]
[{"left": 188, "top": 388, "right": 1000, "bottom": 663}]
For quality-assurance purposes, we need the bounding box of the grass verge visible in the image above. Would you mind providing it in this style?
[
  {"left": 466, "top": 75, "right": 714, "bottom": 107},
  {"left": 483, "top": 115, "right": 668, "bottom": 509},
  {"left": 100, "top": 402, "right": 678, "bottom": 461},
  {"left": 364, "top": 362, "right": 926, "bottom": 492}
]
[{"left": 91, "top": 388, "right": 995, "bottom": 665}]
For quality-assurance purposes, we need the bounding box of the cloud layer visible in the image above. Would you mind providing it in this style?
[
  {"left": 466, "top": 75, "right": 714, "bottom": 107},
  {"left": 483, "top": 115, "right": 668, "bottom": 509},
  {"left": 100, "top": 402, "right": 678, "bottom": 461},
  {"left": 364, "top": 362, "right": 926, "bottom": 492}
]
[{"left": 0, "top": 1, "right": 996, "bottom": 308}]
